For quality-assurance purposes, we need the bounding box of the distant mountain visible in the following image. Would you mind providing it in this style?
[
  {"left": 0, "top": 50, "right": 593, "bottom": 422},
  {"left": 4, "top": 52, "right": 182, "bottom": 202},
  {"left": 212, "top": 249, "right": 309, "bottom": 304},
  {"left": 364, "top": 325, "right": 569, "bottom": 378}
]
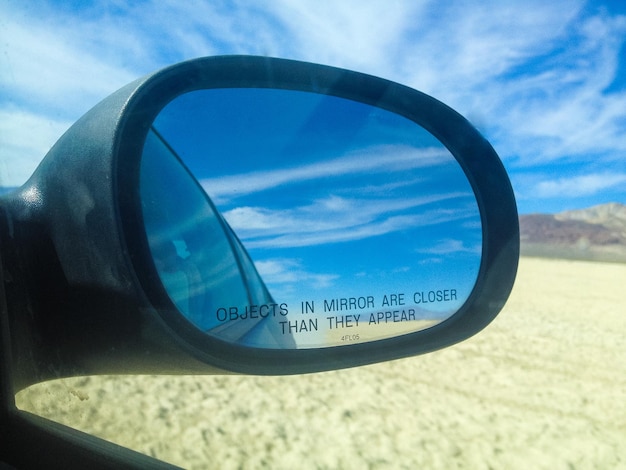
[{"left": 519, "top": 203, "right": 626, "bottom": 263}]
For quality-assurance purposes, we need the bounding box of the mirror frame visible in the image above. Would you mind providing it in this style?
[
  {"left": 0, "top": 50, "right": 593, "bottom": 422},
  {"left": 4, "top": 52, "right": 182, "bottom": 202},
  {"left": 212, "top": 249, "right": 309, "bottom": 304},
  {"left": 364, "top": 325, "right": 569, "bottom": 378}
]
[
  {"left": 116, "top": 56, "right": 519, "bottom": 374},
  {"left": 0, "top": 56, "right": 518, "bottom": 387}
]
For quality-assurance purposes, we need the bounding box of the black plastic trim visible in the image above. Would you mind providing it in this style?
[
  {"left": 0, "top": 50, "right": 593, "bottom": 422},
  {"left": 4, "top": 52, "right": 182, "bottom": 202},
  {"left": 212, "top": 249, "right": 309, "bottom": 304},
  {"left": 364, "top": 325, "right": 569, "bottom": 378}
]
[{"left": 114, "top": 56, "right": 519, "bottom": 374}]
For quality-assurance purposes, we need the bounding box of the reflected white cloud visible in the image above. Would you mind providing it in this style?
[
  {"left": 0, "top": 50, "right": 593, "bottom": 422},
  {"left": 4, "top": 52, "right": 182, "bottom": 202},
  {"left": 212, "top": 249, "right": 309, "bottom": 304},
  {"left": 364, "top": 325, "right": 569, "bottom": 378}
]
[
  {"left": 416, "top": 239, "right": 482, "bottom": 255},
  {"left": 250, "top": 213, "right": 442, "bottom": 249},
  {"left": 255, "top": 258, "right": 338, "bottom": 290},
  {"left": 227, "top": 195, "right": 475, "bottom": 249},
  {"left": 201, "top": 145, "right": 448, "bottom": 203}
]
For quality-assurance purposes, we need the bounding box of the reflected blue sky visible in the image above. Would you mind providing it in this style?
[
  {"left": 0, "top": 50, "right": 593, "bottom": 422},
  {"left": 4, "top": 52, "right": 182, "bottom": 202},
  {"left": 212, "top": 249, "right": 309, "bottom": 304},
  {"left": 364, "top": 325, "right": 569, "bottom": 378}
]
[{"left": 153, "top": 89, "right": 481, "bottom": 326}]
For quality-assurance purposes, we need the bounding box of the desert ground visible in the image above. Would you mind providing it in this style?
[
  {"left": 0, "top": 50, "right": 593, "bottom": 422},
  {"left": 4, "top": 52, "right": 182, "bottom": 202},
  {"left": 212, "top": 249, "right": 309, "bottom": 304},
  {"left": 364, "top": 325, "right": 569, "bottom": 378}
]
[{"left": 16, "top": 257, "right": 626, "bottom": 469}]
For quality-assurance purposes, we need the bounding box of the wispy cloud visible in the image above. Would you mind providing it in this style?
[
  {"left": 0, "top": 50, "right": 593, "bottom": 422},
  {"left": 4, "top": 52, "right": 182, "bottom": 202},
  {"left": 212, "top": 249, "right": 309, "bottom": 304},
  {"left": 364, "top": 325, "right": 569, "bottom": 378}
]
[
  {"left": 479, "top": 10, "right": 626, "bottom": 167},
  {"left": 201, "top": 145, "right": 448, "bottom": 204},
  {"left": 397, "top": 2, "right": 584, "bottom": 97},
  {"left": 225, "top": 193, "right": 474, "bottom": 249},
  {"left": 0, "top": 108, "right": 72, "bottom": 186},
  {"left": 416, "top": 238, "right": 482, "bottom": 256},
  {"left": 1, "top": 3, "right": 143, "bottom": 186},
  {"left": 262, "top": 0, "right": 424, "bottom": 72},
  {"left": 532, "top": 173, "right": 626, "bottom": 198},
  {"left": 254, "top": 258, "right": 338, "bottom": 291},
  {"left": 1, "top": 10, "right": 140, "bottom": 114}
]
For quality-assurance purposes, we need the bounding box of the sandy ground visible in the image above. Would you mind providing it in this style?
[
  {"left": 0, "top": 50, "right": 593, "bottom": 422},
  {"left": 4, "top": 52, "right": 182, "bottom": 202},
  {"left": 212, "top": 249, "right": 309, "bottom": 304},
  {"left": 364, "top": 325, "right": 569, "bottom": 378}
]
[{"left": 16, "top": 257, "right": 626, "bottom": 469}]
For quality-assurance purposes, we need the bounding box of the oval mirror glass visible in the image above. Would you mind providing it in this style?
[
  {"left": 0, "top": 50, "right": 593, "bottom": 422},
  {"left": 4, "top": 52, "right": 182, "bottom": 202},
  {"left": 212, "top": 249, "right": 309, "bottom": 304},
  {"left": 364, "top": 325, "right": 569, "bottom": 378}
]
[{"left": 140, "top": 88, "right": 482, "bottom": 349}]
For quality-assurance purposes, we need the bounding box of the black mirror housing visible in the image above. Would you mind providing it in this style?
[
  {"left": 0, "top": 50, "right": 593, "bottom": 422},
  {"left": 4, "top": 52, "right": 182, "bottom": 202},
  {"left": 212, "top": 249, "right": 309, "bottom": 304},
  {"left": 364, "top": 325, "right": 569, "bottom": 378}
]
[{"left": 0, "top": 56, "right": 519, "bottom": 391}]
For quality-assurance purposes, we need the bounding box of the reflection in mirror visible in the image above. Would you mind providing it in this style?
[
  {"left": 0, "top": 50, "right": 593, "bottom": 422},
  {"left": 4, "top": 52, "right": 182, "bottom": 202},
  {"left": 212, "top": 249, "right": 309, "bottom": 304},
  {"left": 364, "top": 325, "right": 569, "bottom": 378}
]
[
  {"left": 141, "top": 88, "right": 482, "bottom": 349},
  {"left": 140, "top": 130, "right": 295, "bottom": 348}
]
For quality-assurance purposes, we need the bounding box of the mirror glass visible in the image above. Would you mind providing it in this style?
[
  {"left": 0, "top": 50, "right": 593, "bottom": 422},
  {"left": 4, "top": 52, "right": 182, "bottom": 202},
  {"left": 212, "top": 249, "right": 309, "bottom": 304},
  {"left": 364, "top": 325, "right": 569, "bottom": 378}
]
[{"left": 140, "top": 88, "right": 482, "bottom": 349}]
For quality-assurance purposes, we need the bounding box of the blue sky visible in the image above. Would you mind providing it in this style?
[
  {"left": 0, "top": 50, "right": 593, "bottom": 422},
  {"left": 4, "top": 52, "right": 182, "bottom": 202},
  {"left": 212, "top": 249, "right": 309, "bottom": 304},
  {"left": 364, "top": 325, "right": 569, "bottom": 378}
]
[{"left": 1, "top": 0, "right": 625, "bottom": 215}]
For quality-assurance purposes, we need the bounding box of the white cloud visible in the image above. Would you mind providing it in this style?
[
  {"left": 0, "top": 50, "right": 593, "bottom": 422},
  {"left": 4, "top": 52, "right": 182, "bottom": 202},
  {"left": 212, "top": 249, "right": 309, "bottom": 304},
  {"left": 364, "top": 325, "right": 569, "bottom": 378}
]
[
  {"left": 1, "top": 13, "right": 139, "bottom": 115},
  {"left": 0, "top": 108, "right": 72, "bottom": 186},
  {"left": 484, "top": 11, "right": 626, "bottom": 164},
  {"left": 225, "top": 192, "right": 474, "bottom": 249},
  {"left": 201, "top": 145, "right": 448, "bottom": 203},
  {"left": 263, "top": 0, "right": 425, "bottom": 73},
  {"left": 533, "top": 173, "right": 626, "bottom": 198},
  {"left": 247, "top": 211, "right": 462, "bottom": 249},
  {"left": 255, "top": 258, "right": 338, "bottom": 290},
  {"left": 416, "top": 238, "right": 481, "bottom": 255},
  {"left": 0, "top": 3, "right": 147, "bottom": 186},
  {"left": 393, "top": 1, "right": 584, "bottom": 99}
]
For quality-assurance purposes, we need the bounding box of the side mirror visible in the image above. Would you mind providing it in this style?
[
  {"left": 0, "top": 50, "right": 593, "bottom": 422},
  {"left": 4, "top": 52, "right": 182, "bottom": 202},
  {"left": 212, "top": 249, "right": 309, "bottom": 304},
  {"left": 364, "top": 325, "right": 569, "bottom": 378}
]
[{"left": 0, "top": 56, "right": 518, "bottom": 390}]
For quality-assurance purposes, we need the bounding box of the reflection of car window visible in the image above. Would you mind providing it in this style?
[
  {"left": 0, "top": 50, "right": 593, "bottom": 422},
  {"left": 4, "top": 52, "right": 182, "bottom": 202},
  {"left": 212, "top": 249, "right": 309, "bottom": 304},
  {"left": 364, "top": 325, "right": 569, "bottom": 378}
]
[
  {"left": 228, "top": 224, "right": 271, "bottom": 305},
  {"left": 141, "top": 128, "right": 295, "bottom": 348},
  {"left": 141, "top": 128, "right": 249, "bottom": 332},
  {"left": 223, "top": 223, "right": 297, "bottom": 348}
]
